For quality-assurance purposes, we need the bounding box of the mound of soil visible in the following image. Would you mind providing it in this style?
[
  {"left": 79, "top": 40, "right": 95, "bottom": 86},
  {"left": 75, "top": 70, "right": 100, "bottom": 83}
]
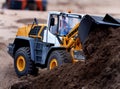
[{"left": 11, "top": 27, "right": 120, "bottom": 89}]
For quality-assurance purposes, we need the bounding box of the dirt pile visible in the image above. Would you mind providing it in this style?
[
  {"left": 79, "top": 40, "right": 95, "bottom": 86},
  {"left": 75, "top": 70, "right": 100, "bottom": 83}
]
[{"left": 11, "top": 27, "right": 120, "bottom": 89}]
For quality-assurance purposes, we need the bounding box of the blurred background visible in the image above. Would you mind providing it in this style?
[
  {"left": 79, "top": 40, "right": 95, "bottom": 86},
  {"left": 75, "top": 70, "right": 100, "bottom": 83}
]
[
  {"left": 0, "top": 0, "right": 120, "bottom": 89},
  {"left": 0, "top": 0, "right": 120, "bottom": 15}
]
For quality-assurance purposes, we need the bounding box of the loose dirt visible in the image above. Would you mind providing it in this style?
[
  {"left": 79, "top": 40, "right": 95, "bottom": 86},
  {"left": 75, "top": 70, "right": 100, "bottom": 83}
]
[{"left": 11, "top": 26, "right": 120, "bottom": 89}]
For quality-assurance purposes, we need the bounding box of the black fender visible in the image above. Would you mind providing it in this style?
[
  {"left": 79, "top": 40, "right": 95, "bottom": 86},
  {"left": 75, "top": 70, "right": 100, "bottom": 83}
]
[{"left": 12, "top": 36, "right": 35, "bottom": 61}]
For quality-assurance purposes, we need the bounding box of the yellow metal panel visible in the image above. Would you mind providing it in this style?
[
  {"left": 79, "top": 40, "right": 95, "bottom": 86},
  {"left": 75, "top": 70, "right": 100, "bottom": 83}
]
[
  {"left": 16, "top": 24, "right": 46, "bottom": 37},
  {"left": 16, "top": 25, "right": 32, "bottom": 37}
]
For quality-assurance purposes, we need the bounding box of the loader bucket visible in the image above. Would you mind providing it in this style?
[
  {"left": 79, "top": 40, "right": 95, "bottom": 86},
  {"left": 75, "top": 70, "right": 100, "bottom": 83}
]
[{"left": 78, "top": 14, "right": 120, "bottom": 44}]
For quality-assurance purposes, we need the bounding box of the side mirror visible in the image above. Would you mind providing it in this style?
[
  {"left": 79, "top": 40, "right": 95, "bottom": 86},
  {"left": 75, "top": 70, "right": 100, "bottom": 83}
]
[{"left": 50, "top": 17, "right": 55, "bottom": 26}]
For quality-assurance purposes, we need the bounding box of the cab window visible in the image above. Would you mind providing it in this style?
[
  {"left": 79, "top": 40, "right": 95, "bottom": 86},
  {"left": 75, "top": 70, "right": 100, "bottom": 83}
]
[{"left": 49, "top": 15, "right": 58, "bottom": 35}]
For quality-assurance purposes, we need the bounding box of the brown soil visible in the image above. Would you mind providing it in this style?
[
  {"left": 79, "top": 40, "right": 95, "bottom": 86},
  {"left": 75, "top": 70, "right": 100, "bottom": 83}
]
[{"left": 11, "top": 27, "right": 120, "bottom": 89}]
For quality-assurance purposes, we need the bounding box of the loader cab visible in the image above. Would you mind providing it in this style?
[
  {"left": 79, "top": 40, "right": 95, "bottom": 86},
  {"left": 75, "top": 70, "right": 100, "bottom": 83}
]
[
  {"left": 43, "top": 12, "right": 82, "bottom": 46},
  {"left": 48, "top": 12, "right": 82, "bottom": 36}
]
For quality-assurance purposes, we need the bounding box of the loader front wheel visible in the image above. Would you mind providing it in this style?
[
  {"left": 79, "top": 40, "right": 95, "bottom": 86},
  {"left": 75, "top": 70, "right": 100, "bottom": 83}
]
[
  {"left": 14, "top": 47, "right": 38, "bottom": 77},
  {"left": 47, "top": 50, "right": 72, "bottom": 70}
]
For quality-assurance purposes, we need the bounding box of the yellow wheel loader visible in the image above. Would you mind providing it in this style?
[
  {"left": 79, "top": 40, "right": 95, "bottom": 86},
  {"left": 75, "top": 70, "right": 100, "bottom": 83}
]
[{"left": 8, "top": 11, "right": 120, "bottom": 77}]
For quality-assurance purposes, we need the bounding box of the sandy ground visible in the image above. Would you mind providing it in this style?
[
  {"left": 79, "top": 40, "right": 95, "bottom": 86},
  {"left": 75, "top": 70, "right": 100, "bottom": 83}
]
[
  {"left": 0, "top": 10, "right": 47, "bottom": 89},
  {"left": 0, "top": 0, "right": 120, "bottom": 89}
]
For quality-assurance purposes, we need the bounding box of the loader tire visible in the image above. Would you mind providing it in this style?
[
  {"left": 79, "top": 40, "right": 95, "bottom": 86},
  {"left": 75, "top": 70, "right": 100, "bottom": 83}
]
[
  {"left": 47, "top": 50, "right": 72, "bottom": 70},
  {"left": 14, "top": 47, "right": 38, "bottom": 77}
]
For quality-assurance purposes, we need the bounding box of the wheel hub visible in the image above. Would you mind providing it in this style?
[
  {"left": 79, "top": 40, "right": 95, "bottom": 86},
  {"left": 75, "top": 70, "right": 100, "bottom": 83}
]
[
  {"left": 17, "top": 56, "right": 26, "bottom": 71},
  {"left": 50, "top": 59, "right": 58, "bottom": 70}
]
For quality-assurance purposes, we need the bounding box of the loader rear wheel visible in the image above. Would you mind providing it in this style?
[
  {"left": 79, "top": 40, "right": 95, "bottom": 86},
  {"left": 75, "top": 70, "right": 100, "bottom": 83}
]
[
  {"left": 14, "top": 47, "right": 38, "bottom": 77},
  {"left": 47, "top": 50, "right": 72, "bottom": 70},
  {"left": 16, "top": 55, "right": 26, "bottom": 72}
]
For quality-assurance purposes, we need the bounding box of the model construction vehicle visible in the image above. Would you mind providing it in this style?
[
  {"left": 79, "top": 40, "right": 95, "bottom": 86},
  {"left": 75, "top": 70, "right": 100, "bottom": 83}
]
[{"left": 8, "top": 11, "right": 120, "bottom": 77}]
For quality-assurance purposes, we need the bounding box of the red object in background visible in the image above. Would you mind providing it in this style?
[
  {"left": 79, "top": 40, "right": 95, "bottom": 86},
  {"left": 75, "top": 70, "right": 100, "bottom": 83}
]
[
  {"left": 21, "top": 0, "right": 27, "bottom": 10},
  {"left": 36, "top": 0, "right": 43, "bottom": 11},
  {"left": 3, "top": 0, "right": 47, "bottom": 11}
]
